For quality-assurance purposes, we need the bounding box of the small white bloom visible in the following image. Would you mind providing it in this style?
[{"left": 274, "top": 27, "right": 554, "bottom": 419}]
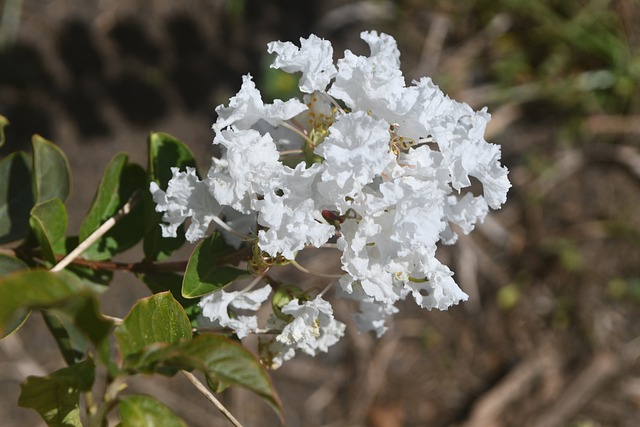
[
  {"left": 315, "top": 111, "right": 394, "bottom": 211},
  {"left": 199, "top": 286, "right": 271, "bottom": 339},
  {"left": 276, "top": 296, "right": 345, "bottom": 355},
  {"left": 150, "top": 167, "right": 221, "bottom": 242},
  {"left": 268, "top": 34, "right": 337, "bottom": 93},
  {"left": 213, "top": 74, "right": 307, "bottom": 132},
  {"left": 328, "top": 31, "right": 416, "bottom": 117},
  {"left": 256, "top": 162, "right": 334, "bottom": 259},
  {"left": 208, "top": 128, "right": 283, "bottom": 213}
]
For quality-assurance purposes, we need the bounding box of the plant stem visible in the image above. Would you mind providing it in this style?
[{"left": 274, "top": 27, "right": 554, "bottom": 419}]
[{"left": 182, "top": 370, "right": 245, "bottom": 427}]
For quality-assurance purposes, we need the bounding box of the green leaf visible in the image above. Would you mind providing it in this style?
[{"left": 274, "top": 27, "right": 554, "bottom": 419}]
[
  {"left": 0, "top": 114, "right": 8, "bottom": 147},
  {"left": 0, "top": 256, "right": 31, "bottom": 339},
  {"left": 0, "top": 253, "right": 28, "bottom": 275},
  {"left": 0, "top": 151, "right": 34, "bottom": 243},
  {"left": 0, "top": 270, "right": 113, "bottom": 350},
  {"left": 147, "top": 132, "right": 197, "bottom": 189},
  {"left": 118, "top": 395, "right": 187, "bottom": 427},
  {"left": 32, "top": 135, "right": 71, "bottom": 204},
  {"left": 136, "top": 272, "right": 199, "bottom": 314},
  {"left": 115, "top": 292, "right": 192, "bottom": 361},
  {"left": 123, "top": 334, "right": 284, "bottom": 420},
  {"left": 143, "top": 132, "right": 197, "bottom": 262},
  {"left": 42, "top": 311, "right": 89, "bottom": 365},
  {"left": 18, "top": 358, "right": 95, "bottom": 427},
  {"left": 79, "top": 155, "right": 146, "bottom": 260},
  {"left": 182, "top": 233, "right": 247, "bottom": 298},
  {"left": 29, "top": 198, "right": 68, "bottom": 264}
]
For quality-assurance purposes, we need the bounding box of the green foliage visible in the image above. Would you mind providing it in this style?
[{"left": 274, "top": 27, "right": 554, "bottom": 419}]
[
  {"left": 18, "top": 358, "right": 95, "bottom": 427},
  {"left": 0, "top": 129, "right": 284, "bottom": 425},
  {"left": 115, "top": 292, "right": 192, "bottom": 361},
  {"left": 0, "top": 253, "right": 28, "bottom": 275},
  {"left": 32, "top": 135, "right": 71, "bottom": 204},
  {"left": 0, "top": 151, "right": 34, "bottom": 243},
  {"left": 123, "top": 334, "right": 284, "bottom": 420},
  {"left": 29, "top": 198, "right": 68, "bottom": 264},
  {"left": 0, "top": 114, "right": 8, "bottom": 147},
  {"left": 118, "top": 395, "right": 187, "bottom": 427},
  {"left": 182, "top": 233, "right": 247, "bottom": 298},
  {"left": 80, "top": 153, "right": 146, "bottom": 261}
]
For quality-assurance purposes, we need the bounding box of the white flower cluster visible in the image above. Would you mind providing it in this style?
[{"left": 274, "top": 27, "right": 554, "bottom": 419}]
[{"left": 151, "top": 31, "right": 510, "bottom": 366}]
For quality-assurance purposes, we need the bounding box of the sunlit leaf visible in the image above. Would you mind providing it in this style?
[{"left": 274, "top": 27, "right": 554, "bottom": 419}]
[
  {"left": 182, "top": 233, "right": 247, "bottom": 298},
  {"left": 18, "top": 358, "right": 95, "bottom": 427},
  {"left": 123, "top": 334, "right": 284, "bottom": 420},
  {"left": 0, "top": 151, "right": 34, "bottom": 243},
  {"left": 118, "top": 395, "right": 187, "bottom": 427},
  {"left": 115, "top": 292, "right": 192, "bottom": 361},
  {"left": 32, "top": 135, "right": 71, "bottom": 203},
  {"left": 0, "top": 114, "right": 8, "bottom": 147}
]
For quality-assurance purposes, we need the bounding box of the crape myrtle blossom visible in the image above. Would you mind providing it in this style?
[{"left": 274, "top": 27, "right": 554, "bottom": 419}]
[{"left": 151, "top": 30, "right": 510, "bottom": 367}]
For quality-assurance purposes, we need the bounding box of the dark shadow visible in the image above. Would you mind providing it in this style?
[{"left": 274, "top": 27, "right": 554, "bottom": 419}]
[
  {"left": 60, "top": 85, "right": 110, "bottom": 138},
  {"left": 57, "top": 20, "right": 104, "bottom": 79},
  {"left": 107, "top": 72, "right": 166, "bottom": 125},
  {"left": 0, "top": 101, "right": 53, "bottom": 154},
  {"left": 108, "top": 18, "right": 160, "bottom": 65},
  {"left": 0, "top": 43, "right": 53, "bottom": 91}
]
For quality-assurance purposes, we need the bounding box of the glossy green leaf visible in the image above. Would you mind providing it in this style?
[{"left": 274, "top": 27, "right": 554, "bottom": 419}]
[
  {"left": 79, "top": 154, "right": 146, "bottom": 261},
  {"left": 29, "top": 198, "right": 67, "bottom": 264},
  {"left": 115, "top": 292, "right": 192, "bottom": 361},
  {"left": 118, "top": 395, "right": 187, "bottom": 427},
  {"left": 0, "top": 151, "right": 34, "bottom": 243},
  {"left": 32, "top": 135, "right": 71, "bottom": 203},
  {"left": 18, "top": 358, "right": 95, "bottom": 427},
  {"left": 182, "top": 233, "right": 247, "bottom": 298},
  {"left": 123, "top": 334, "right": 284, "bottom": 420},
  {"left": 0, "top": 253, "right": 28, "bottom": 275},
  {"left": 143, "top": 132, "right": 196, "bottom": 262}
]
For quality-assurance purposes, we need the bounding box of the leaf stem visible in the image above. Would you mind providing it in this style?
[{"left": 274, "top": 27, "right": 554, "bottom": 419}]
[{"left": 182, "top": 370, "right": 245, "bottom": 427}]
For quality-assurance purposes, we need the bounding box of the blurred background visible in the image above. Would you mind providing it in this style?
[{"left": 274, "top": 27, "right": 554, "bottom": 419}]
[{"left": 1, "top": 0, "right": 640, "bottom": 426}]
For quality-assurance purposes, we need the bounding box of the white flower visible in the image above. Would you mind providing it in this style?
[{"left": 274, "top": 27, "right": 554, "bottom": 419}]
[
  {"left": 153, "top": 30, "right": 511, "bottom": 355},
  {"left": 199, "top": 286, "right": 271, "bottom": 339},
  {"left": 208, "top": 128, "right": 283, "bottom": 213},
  {"left": 268, "top": 34, "right": 337, "bottom": 93},
  {"left": 256, "top": 162, "right": 334, "bottom": 259},
  {"left": 328, "top": 31, "right": 417, "bottom": 117},
  {"left": 315, "top": 111, "right": 394, "bottom": 211},
  {"left": 259, "top": 296, "right": 345, "bottom": 369},
  {"left": 150, "top": 167, "right": 221, "bottom": 242},
  {"left": 213, "top": 74, "right": 307, "bottom": 132}
]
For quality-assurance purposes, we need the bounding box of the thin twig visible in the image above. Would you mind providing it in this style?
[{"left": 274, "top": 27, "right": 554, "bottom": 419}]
[
  {"left": 51, "top": 193, "right": 140, "bottom": 273},
  {"left": 290, "top": 259, "right": 343, "bottom": 279},
  {"left": 182, "top": 370, "right": 245, "bottom": 427}
]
